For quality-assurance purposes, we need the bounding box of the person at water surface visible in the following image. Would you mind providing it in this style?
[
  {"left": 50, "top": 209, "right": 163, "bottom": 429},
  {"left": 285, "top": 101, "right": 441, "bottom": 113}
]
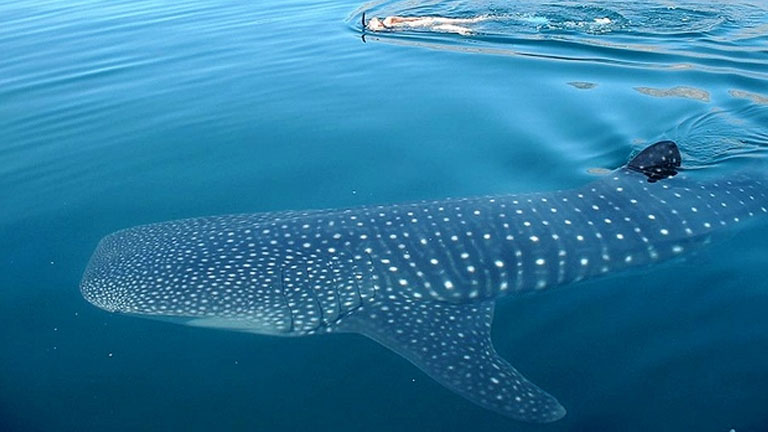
[
  {"left": 363, "top": 14, "right": 618, "bottom": 35},
  {"left": 365, "top": 15, "right": 491, "bottom": 35}
]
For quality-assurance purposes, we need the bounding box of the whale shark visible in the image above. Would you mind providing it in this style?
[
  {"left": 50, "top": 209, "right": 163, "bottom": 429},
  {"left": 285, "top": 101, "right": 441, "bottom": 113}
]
[{"left": 81, "top": 141, "right": 767, "bottom": 423}]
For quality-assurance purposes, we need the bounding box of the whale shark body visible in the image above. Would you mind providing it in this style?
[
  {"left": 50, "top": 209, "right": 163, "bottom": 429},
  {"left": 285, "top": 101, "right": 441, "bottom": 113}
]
[{"left": 81, "top": 141, "right": 767, "bottom": 422}]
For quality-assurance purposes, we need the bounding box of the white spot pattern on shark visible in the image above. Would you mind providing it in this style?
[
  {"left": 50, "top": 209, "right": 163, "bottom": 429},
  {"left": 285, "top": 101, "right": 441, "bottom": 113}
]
[{"left": 81, "top": 141, "right": 768, "bottom": 422}]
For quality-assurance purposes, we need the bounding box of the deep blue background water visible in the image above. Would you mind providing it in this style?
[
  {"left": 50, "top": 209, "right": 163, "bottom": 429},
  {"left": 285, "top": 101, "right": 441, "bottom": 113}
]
[{"left": 2, "top": 0, "right": 768, "bottom": 431}]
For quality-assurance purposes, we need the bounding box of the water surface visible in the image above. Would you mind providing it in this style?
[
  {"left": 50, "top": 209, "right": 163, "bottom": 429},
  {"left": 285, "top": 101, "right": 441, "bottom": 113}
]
[{"left": 2, "top": 0, "right": 768, "bottom": 431}]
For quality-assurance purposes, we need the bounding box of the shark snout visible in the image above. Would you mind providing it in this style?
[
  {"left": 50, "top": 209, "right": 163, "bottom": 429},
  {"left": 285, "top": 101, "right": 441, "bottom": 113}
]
[{"left": 80, "top": 233, "right": 134, "bottom": 313}]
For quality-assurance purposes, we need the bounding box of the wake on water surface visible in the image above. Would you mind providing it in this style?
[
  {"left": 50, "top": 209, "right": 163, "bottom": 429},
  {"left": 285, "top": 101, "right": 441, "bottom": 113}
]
[{"left": 352, "top": 0, "right": 768, "bottom": 78}]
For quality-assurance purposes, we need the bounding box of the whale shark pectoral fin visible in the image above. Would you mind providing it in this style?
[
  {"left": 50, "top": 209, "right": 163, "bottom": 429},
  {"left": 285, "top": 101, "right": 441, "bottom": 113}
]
[
  {"left": 340, "top": 298, "right": 566, "bottom": 423},
  {"left": 627, "top": 140, "right": 682, "bottom": 182}
]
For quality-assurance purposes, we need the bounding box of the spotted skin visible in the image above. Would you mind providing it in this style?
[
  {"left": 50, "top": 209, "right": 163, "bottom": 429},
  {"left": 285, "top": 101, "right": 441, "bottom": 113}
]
[{"left": 81, "top": 142, "right": 768, "bottom": 422}]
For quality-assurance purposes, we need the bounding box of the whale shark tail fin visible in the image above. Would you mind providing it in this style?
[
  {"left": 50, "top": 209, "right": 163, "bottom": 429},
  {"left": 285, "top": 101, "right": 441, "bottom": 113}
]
[
  {"left": 627, "top": 140, "right": 682, "bottom": 182},
  {"left": 339, "top": 298, "right": 566, "bottom": 423}
]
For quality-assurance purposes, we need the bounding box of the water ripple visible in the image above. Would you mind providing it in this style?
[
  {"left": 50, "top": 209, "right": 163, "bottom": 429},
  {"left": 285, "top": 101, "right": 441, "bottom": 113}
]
[
  {"left": 666, "top": 104, "right": 768, "bottom": 167},
  {"left": 352, "top": 0, "right": 768, "bottom": 77}
]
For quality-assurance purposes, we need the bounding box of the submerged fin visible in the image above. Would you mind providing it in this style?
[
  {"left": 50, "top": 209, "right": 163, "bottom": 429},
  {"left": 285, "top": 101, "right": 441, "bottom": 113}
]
[
  {"left": 627, "top": 140, "right": 681, "bottom": 182},
  {"left": 340, "top": 298, "right": 566, "bottom": 423}
]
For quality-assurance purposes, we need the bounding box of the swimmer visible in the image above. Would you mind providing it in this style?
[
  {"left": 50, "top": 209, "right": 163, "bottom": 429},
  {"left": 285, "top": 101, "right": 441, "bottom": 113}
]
[{"left": 364, "top": 13, "right": 490, "bottom": 35}]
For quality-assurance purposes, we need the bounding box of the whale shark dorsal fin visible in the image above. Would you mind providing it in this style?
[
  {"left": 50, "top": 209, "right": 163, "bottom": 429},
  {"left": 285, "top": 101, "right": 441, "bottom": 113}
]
[
  {"left": 627, "top": 140, "right": 682, "bottom": 182},
  {"left": 340, "top": 299, "right": 566, "bottom": 422}
]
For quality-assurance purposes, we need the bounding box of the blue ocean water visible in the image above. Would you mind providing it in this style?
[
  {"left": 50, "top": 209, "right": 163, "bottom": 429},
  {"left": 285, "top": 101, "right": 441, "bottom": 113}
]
[{"left": 2, "top": 0, "right": 768, "bottom": 430}]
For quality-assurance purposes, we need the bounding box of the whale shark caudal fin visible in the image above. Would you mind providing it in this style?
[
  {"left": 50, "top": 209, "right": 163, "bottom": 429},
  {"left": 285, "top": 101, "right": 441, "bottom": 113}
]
[
  {"left": 627, "top": 140, "right": 682, "bottom": 182},
  {"left": 339, "top": 299, "right": 566, "bottom": 422}
]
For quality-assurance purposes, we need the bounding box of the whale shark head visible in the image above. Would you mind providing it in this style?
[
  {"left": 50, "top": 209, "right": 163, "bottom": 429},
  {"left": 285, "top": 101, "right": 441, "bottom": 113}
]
[{"left": 80, "top": 219, "right": 298, "bottom": 335}]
